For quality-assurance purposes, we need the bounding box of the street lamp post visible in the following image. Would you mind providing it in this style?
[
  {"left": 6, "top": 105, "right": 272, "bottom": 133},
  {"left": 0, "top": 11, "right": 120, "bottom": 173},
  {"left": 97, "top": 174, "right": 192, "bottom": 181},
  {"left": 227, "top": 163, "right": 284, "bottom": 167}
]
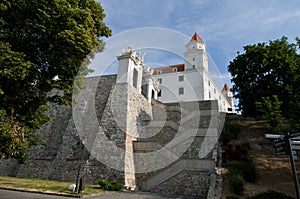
[{"left": 75, "top": 141, "right": 84, "bottom": 193}]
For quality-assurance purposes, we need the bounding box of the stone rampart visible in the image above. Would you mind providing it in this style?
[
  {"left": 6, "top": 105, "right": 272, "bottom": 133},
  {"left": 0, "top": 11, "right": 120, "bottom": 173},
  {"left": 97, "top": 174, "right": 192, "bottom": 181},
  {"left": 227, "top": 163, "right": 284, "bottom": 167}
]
[{"left": 0, "top": 75, "right": 222, "bottom": 198}]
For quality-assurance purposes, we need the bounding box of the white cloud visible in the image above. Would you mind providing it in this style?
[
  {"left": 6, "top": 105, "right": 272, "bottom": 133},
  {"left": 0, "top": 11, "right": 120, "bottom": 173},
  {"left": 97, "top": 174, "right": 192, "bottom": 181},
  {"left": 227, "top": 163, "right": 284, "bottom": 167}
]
[{"left": 96, "top": 0, "right": 300, "bottom": 81}]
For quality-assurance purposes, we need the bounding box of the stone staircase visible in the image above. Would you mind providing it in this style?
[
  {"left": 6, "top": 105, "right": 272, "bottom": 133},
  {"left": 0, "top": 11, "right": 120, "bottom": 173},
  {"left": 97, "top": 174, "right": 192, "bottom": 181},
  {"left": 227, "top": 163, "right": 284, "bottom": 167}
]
[
  {"left": 141, "top": 159, "right": 215, "bottom": 191},
  {"left": 133, "top": 100, "right": 221, "bottom": 198}
]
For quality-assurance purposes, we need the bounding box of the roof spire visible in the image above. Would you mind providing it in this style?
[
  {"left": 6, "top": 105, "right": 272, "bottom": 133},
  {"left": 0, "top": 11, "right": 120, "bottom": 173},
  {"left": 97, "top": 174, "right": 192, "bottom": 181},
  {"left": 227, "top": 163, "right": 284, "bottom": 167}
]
[{"left": 191, "top": 33, "right": 203, "bottom": 42}]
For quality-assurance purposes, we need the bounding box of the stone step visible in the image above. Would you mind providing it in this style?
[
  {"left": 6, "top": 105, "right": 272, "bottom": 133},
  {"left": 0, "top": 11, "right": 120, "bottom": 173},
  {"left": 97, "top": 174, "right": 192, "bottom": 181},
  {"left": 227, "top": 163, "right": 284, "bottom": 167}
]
[{"left": 141, "top": 159, "right": 215, "bottom": 191}]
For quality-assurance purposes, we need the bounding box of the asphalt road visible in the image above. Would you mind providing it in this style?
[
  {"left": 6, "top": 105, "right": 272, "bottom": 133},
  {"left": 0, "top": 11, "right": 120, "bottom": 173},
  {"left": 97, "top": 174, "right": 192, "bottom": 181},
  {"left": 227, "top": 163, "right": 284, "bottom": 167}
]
[
  {"left": 0, "top": 189, "right": 71, "bottom": 199},
  {"left": 0, "top": 189, "right": 183, "bottom": 199}
]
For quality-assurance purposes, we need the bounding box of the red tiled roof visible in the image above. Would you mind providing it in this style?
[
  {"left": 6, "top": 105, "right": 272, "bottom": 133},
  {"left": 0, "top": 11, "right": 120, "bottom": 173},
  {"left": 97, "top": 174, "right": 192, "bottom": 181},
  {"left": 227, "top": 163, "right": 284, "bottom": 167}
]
[
  {"left": 191, "top": 33, "right": 204, "bottom": 42},
  {"left": 153, "top": 64, "right": 185, "bottom": 75},
  {"left": 223, "top": 84, "right": 231, "bottom": 91}
]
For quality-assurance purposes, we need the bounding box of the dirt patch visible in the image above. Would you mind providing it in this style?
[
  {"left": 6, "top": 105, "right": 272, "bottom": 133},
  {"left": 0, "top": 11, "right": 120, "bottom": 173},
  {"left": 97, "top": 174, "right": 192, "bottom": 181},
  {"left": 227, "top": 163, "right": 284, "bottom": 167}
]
[{"left": 221, "top": 120, "right": 297, "bottom": 198}]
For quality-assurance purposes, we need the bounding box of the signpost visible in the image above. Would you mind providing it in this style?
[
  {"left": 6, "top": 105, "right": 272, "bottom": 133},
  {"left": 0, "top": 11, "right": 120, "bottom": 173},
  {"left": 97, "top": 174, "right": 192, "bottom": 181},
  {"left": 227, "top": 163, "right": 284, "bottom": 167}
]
[{"left": 266, "top": 133, "right": 300, "bottom": 199}]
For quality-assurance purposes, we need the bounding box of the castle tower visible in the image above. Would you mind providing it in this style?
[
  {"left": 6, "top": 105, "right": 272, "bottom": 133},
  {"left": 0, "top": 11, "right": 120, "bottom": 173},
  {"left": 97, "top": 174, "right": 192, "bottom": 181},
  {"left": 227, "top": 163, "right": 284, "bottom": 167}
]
[
  {"left": 222, "top": 84, "right": 234, "bottom": 110},
  {"left": 184, "top": 33, "right": 208, "bottom": 71},
  {"left": 117, "top": 47, "right": 144, "bottom": 93}
]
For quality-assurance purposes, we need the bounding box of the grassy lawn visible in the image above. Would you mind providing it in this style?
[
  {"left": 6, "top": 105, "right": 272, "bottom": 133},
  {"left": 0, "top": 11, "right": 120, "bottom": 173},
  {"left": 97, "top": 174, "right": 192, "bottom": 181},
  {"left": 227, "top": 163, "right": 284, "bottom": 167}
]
[{"left": 0, "top": 176, "right": 104, "bottom": 196}]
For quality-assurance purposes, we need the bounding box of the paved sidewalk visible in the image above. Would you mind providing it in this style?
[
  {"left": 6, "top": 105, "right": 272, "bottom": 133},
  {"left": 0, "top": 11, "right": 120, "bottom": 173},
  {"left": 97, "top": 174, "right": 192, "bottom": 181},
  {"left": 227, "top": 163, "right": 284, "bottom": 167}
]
[
  {"left": 87, "top": 191, "right": 182, "bottom": 199},
  {"left": 0, "top": 189, "right": 187, "bottom": 199},
  {"left": 0, "top": 189, "right": 74, "bottom": 199}
]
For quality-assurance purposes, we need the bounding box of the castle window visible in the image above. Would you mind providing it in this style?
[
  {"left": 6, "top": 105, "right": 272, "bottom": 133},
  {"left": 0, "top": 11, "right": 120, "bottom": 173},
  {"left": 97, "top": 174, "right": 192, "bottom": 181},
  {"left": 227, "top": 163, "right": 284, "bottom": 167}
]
[
  {"left": 193, "top": 58, "right": 195, "bottom": 61},
  {"left": 208, "top": 80, "right": 210, "bottom": 86},
  {"left": 133, "top": 68, "right": 138, "bottom": 89},
  {"left": 157, "top": 70, "right": 162, "bottom": 75},
  {"left": 179, "top": 87, "right": 184, "bottom": 95},
  {"left": 158, "top": 90, "right": 162, "bottom": 97},
  {"left": 178, "top": 75, "right": 184, "bottom": 82},
  {"left": 214, "top": 88, "right": 216, "bottom": 94},
  {"left": 172, "top": 67, "right": 178, "bottom": 72},
  {"left": 209, "top": 91, "right": 211, "bottom": 98},
  {"left": 158, "top": 78, "right": 162, "bottom": 84},
  {"left": 193, "top": 65, "right": 195, "bottom": 68}
]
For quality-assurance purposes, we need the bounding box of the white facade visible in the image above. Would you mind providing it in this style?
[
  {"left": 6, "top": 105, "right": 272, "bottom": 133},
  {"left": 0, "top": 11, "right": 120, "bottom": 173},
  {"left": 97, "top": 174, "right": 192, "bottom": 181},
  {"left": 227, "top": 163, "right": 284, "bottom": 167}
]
[
  {"left": 155, "top": 70, "right": 204, "bottom": 103},
  {"left": 115, "top": 33, "right": 234, "bottom": 113},
  {"left": 153, "top": 33, "right": 234, "bottom": 113},
  {"left": 117, "top": 47, "right": 159, "bottom": 102}
]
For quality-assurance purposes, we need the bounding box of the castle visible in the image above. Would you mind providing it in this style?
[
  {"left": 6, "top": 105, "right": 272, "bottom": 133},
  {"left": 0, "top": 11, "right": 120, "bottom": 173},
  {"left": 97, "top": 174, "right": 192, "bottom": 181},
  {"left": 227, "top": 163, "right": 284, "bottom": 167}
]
[
  {"left": 0, "top": 33, "right": 229, "bottom": 198},
  {"left": 123, "top": 32, "right": 234, "bottom": 113}
]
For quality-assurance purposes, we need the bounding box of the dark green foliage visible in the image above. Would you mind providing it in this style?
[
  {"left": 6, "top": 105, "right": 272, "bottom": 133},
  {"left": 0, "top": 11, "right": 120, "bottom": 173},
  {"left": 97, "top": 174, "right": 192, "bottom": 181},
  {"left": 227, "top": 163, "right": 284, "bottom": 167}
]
[
  {"left": 228, "top": 161, "right": 258, "bottom": 183},
  {"left": 256, "top": 95, "right": 289, "bottom": 134},
  {"left": 248, "top": 190, "right": 294, "bottom": 199},
  {"left": 228, "top": 36, "right": 300, "bottom": 132},
  {"left": 0, "top": 0, "right": 111, "bottom": 162},
  {"left": 240, "top": 142, "right": 251, "bottom": 155},
  {"left": 287, "top": 101, "right": 300, "bottom": 133},
  {"left": 221, "top": 121, "right": 241, "bottom": 145},
  {"left": 226, "top": 196, "right": 241, "bottom": 199},
  {"left": 223, "top": 141, "right": 252, "bottom": 164},
  {"left": 97, "top": 179, "right": 107, "bottom": 188},
  {"left": 228, "top": 174, "right": 245, "bottom": 195},
  {"left": 97, "top": 179, "right": 122, "bottom": 191},
  {"left": 0, "top": 109, "right": 40, "bottom": 163}
]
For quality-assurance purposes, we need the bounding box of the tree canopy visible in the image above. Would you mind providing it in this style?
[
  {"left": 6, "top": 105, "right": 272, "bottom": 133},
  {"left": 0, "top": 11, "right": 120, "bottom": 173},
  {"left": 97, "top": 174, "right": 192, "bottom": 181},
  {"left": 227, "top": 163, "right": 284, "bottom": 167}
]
[
  {"left": 228, "top": 36, "right": 300, "bottom": 131},
  {"left": 0, "top": 0, "right": 111, "bottom": 162}
]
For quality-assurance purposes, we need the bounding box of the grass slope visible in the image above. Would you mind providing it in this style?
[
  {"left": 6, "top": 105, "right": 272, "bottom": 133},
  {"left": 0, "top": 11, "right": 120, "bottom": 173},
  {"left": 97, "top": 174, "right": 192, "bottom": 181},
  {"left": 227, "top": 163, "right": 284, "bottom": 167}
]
[
  {"left": 222, "top": 120, "right": 297, "bottom": 198},
  {"left": 0, "top": 176, "right": 103, "bottom": 196}
]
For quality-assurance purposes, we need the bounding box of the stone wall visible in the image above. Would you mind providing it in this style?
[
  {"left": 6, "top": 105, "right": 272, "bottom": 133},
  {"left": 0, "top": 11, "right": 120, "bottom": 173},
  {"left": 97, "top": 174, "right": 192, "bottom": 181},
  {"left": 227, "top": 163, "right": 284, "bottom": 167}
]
[
  {"left": 8, "top": 75, "right": 125, "bottom": 183},
  {"left": 0, "top": 159, "right": 19, "bottom": 177},
  {"left": 134, "top": 100, "right": 222, "bottom": 198},
  {"left": 151, "top": 170, "right": 211, "bottom": 198},
  {"left": 0, "top": 75, "right": 222, "bottom": 198}
]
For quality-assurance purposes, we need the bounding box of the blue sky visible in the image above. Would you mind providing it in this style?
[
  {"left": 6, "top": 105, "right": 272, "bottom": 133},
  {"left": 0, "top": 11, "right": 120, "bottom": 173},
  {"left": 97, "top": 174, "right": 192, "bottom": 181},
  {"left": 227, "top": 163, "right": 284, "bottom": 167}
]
[{"left": 91, "top": 0, "right": 300, "bottom": 86}]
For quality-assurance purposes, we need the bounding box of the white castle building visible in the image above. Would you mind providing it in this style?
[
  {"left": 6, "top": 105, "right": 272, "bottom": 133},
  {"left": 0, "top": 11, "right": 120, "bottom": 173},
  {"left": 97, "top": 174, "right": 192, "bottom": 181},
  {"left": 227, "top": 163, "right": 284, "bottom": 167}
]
[{"left": 117, "top": 33, "right": 234, "bottom": 113}]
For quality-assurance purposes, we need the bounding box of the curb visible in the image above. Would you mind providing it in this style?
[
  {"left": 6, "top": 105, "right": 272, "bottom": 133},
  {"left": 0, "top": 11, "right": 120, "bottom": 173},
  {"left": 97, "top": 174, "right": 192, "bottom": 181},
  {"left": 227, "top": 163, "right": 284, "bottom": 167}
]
[{"left": 0, "top": 187, "right": 82, "bottom": 198}]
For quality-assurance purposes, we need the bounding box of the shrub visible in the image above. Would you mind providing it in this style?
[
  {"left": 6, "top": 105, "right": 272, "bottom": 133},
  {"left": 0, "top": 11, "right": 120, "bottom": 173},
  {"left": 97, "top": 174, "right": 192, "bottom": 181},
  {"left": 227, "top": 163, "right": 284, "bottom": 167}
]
[
  {"left": 221, "top": 121, "right": 241, "bottom": 144},
  {"left": 248, "top": 190, "right": 294, "bottom": 199},
  {"left": 223, "top": 142, "right": 253, "bottom": 163},
  {"left": 228, "top": 161, "right": 258, "bottom": 183},
  {"left": 108, "top": 181, "right": 122, "bottom": 191},
  {"left": 240, "top": 142, "right": 251, "bottom": 155},
  {"left": 97, "top": 179, "right": 107, "bottom": 188},
  {"left": 228, "top": 175, "right": 245, "bottom": 195},
  {"left": 226, "top": 195, "right": 240, "bottom": 199},
  {"left": 97, "top": 179, "right": 122, "bottom": 191}
]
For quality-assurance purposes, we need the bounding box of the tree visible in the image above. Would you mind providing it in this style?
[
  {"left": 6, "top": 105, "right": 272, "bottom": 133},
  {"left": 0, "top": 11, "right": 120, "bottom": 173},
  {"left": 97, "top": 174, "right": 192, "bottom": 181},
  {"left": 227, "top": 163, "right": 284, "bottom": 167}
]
[
  {"left": 228, "top": 37, "right": 300, "bottom": 123},
  {"left": 0, "top": 0, "right": 111, "bottom": 162},
  {"left": 255, "top": 95, "right": 288, "bottom": 134},
  {"left": 228, "top": 37, "right": 300, "bottom": 116}
]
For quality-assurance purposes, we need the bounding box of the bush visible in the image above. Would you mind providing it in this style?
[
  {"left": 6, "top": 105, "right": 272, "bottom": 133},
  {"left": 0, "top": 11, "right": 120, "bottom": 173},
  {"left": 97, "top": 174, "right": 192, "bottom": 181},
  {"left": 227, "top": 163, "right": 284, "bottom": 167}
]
[
  {"left": 248, "top": 190, "right": 294, "bottom": 199},
  {"left": 240, "top": 142, "right": 251, "bottom": 155},
  {"left": 97, "top": 179, "right": 122, "bottom": 191},
  {"left": 223, "top": 142, "right": 253, "bottom": 163},
  {"left": 226, "top": 195, "right": 240, "bottom": 199},
  {"left": 108, "top": 181, "right": 123, "bottom": 191},
  {"left": 228, "top": 175, "right": 245, "bottom": 195},
  {"left": 97, "top": 179, "right": 107, "bottom": 188},
  {"left": 221, "top": 121, "right": 241, "bottom": 144},
  {"left": 228, "top": 161, "right": 258, "bottom": 183}
]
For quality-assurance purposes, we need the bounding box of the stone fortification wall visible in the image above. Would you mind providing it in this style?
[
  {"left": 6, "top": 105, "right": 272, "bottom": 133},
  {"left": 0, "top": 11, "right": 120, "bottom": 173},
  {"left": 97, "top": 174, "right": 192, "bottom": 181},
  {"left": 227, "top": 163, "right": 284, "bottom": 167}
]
[
  {"left": 0, "top": 75, "right": 222, "bottom": 198},
  {"left": 3, "top": 75, "right": 125, "bottom": 183}
]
